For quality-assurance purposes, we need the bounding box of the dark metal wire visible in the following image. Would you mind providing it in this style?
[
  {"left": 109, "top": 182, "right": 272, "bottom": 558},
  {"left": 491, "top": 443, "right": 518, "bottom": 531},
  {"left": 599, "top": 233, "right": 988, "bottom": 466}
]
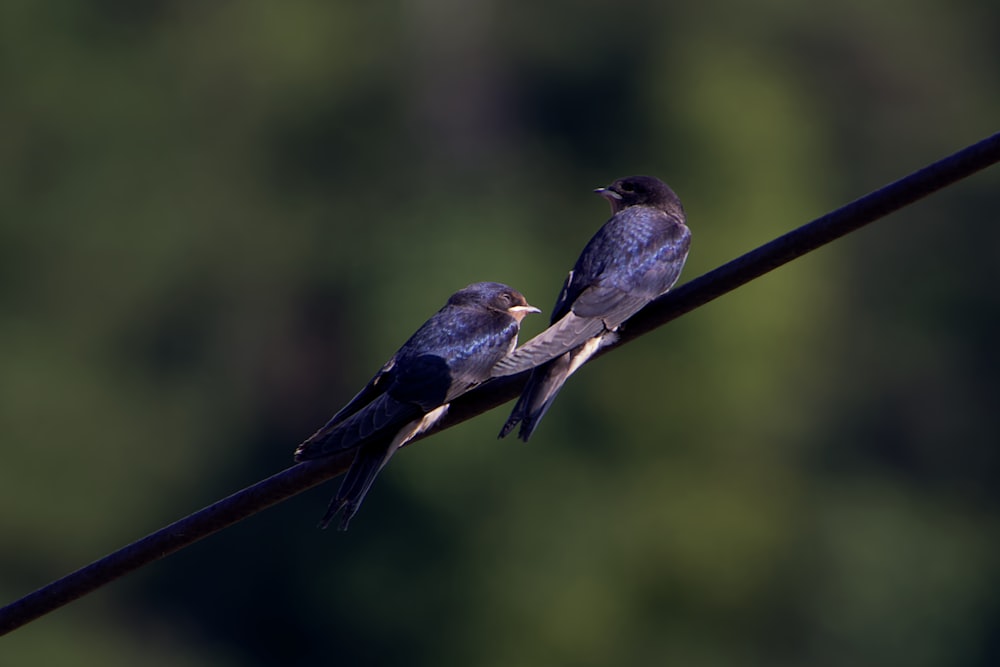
[{"left": 2, "top": 130, "right": 998, "bottom": 637}]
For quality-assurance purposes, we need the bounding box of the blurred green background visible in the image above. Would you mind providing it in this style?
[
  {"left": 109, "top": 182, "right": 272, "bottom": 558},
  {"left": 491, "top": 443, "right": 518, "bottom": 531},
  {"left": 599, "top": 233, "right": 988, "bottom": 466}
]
[{"left": 2, "top": 1, "right": 999, "bottom": 665}]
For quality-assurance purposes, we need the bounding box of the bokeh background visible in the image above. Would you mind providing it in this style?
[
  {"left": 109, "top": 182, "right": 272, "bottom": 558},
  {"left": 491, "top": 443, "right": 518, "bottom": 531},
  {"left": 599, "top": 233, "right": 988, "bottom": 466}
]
[{"left": 2, "top": 1, "right": 999, "bottom": 665}]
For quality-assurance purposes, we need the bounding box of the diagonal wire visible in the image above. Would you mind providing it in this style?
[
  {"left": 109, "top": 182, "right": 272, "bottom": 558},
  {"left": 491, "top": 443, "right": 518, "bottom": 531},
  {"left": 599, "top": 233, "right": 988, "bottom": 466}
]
[{"left": 1, "top": 130, "right": 999, "bottom": 637}]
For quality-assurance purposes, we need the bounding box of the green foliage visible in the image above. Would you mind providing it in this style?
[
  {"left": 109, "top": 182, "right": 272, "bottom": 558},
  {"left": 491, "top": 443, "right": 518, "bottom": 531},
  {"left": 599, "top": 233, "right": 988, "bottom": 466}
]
[{"left": 2, "top": 1, "right": 999, "bottom": 665}]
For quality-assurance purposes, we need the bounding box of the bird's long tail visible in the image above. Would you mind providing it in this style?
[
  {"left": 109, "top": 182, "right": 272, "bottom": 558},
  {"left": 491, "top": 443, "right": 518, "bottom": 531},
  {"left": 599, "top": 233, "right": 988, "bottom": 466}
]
[
  {"left": 319, "top": 440, "right": 399, "bottom": 530},
  {"left": 498, "top": 353, "right": 573, "bottom": 442},
  {"left": 499, "top": 334, "right": 612, "bottom": 441},
  {"left": 315, "top": 403, "right": 451, "bottom": 530}
]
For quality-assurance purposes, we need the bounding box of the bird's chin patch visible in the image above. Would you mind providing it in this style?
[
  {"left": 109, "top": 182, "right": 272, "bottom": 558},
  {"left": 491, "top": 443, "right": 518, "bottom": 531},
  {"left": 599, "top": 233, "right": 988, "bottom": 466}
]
[{"left": 595, "top": 188, "right": 624, "bottom": 213}]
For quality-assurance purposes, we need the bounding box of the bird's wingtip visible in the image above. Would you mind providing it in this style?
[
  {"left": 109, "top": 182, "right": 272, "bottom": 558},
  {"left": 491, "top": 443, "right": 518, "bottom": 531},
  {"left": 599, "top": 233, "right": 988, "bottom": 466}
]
[
  {"left": 318, "top": 497, "right": 353, "bottom": 530},
  {"left": 293, "top": 441, "right": 313, "bottom": 462},
  {"left": 499, "top": 413, "right": 538, "bottom": 442},
  {"left": 497, "top": 419, "right": 517, "bottom": 439},
  {"left": 515, "top": 418, "right": 537, "bottom": 442}
]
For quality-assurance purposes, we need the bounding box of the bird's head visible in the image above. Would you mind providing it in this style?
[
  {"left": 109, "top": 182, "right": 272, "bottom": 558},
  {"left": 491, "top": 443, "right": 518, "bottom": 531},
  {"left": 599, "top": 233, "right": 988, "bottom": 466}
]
[
  {"left": 450, "top": 282, "right": 540, "bottom": 323},
  {"left": 595, "top": 175, "right": 683, "bottom": 216}
]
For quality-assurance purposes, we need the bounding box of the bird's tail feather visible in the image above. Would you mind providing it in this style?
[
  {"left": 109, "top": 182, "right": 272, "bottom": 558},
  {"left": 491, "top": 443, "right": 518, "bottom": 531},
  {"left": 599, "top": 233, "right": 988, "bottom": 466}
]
[
  {"left": 319, "top": 440, "right": 398, "bottom": 530},
  {"left": 498, "top": 354, "right": 573, "bottom": 442},
  {"left": 499, "top": 333, "right": 613, "bottom": 441}
]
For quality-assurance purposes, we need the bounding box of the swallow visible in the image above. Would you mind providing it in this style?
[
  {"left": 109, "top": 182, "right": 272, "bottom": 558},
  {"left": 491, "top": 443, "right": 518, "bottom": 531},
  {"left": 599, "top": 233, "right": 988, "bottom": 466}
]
[
  {"left": 295, "top": 281, "right": 539, "bottom": 530},
  {"left": 495, "top": 175, "right": 691, "bottom": 441}
]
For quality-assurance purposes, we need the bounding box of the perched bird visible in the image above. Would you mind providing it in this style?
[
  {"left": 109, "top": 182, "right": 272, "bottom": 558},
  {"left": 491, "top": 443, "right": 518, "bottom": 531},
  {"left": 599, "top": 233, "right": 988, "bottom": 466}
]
[
  {"left": 295, "top": 282, "right": 539, "bottom": 530},
  {"left": 496, "top": 175, "right": 691, "bottom": 441}
]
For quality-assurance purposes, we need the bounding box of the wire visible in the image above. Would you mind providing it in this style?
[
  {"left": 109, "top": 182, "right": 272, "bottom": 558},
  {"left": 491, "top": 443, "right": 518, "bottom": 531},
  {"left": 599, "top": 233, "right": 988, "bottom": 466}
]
[{"left": 1, "top": 130, "right": 998, "bottom": 637}]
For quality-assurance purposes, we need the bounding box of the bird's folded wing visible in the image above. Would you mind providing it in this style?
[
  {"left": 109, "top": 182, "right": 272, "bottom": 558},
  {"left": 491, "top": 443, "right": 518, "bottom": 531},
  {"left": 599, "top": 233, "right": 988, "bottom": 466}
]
[
  {"left": 568, "top": 284, "right": 650, "bottom": 325},
  {"left": 490, "top": 311, "right": 601, "bottom": 377},
  {"left": 294, "top": 392, "right": 421, "bottom": 460},
  {"left": 317, "top": 359, "right": 396, "bottom": 431},
  {"left": 491, "top": 285, "right": 651, "bottom": 377}
]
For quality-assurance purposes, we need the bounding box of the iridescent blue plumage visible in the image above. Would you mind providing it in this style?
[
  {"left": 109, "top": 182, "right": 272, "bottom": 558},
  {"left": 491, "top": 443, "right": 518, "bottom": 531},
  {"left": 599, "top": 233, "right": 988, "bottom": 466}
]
[
  {"left": 496, "top": 176, "right": 691, "bottom": 441},
  {"left": 296, "top": 282, "right": 538, "bottom": 529}
]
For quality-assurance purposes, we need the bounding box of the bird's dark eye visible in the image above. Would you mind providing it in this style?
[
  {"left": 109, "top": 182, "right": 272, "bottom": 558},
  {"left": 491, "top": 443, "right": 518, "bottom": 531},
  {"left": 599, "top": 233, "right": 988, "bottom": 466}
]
[
  {"left": 619, "top": 181, "right": 636, "bottom": 193},
  {"left": 499, "top": 292, "right": 512, "bottom": 305}
]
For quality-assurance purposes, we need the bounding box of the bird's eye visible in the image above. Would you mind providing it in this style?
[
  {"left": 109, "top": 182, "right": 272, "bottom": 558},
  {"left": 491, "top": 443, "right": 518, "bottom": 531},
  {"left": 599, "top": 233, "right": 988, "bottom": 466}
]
[
  {"left": 619, "top": 181, "right": 635, "bottom": 193},
  {"left": 498, "top": 292, "right": 512, "bottom": 305}
]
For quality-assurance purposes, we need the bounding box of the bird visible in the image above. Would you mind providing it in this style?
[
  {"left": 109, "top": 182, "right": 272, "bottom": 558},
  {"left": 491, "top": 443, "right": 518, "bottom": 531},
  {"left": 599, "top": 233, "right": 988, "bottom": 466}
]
[
  {"left": 295, "top": 281, "right": 539, "bottom": 530},
  {"left": 495, "top": 175, "right": 691, "bottom": 441}
]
